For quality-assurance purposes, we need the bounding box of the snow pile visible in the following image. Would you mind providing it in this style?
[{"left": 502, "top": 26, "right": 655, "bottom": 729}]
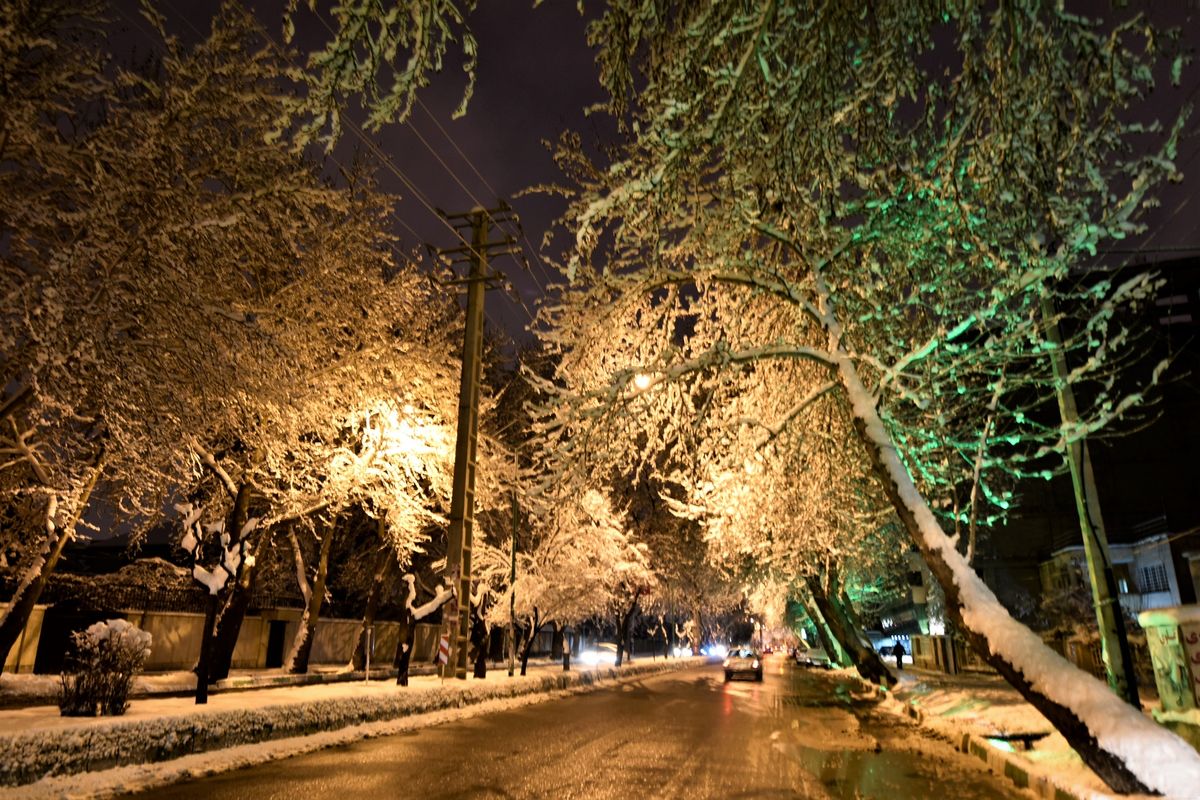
[{"left": 0, "top": 658, "right": 700, "bottom": 787}]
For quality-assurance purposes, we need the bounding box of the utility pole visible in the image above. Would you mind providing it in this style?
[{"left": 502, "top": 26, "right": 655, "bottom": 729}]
[
  {"left": 433, "top": 204, "right": 519, "bottom": 680},
  {"left": 1041, "top": 296, "right": 1140, "bottom": 708},
  {"left": 509, "top": 489, "right": 518, "bottom": 677}
]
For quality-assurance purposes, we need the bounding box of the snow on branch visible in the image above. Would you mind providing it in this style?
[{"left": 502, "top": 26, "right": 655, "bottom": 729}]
[{"left": 190, "top": 442, "right": 238, "bottom": 498}]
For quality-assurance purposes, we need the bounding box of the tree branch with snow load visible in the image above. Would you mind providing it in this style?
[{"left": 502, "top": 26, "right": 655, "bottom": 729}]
[{"left": 536, "top": 1, "right": 1199, "bottom": 792}]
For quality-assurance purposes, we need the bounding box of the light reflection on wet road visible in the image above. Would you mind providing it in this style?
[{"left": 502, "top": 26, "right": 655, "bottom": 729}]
[{"left": 132, "top": 656, "right": 1029, "bottom": 799}]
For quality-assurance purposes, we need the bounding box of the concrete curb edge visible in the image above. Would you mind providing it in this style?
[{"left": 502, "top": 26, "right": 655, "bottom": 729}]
[{"left": 853, "top": 676, "right": 1092, "bottom": 800}]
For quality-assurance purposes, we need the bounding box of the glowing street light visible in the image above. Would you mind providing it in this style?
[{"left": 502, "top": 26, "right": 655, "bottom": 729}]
[{"left": 633, "top": 373, "right": 652, "bottom": 391}]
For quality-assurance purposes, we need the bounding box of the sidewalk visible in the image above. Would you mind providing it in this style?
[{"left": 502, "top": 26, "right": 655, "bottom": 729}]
[
  {"left": 0, "top": 655, "right": 703, "bottom": 797},
  {"left": 850, "top": 665, "right": 1167, "bottom": 800}
]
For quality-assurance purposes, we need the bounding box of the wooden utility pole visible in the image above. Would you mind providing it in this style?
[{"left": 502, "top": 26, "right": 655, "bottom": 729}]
[
  {"left": 509, "top": 489, "right": 518, "bottom": 677},
  {"left": 434, "top": 204, "right": 519, "bottom": 679},
  {"left": 1041, "top": 296, "right": 1140, "bottom": 708}
]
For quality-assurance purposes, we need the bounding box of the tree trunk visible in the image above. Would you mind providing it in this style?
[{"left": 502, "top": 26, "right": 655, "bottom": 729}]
[
  {"left": 0, "top": 455, "right": 103, "bottom": 677},
  {"left": 519, "top": 609, "right": 540, "bottom": 676},
  {"left": 393, "top": 609, "right": 415, "bottom": 686},
  {"left": 807, "top": 576, "right": 894, "bottom": 687},
  {"left": 352, "top": 544, "right": 395, "bottom": 671},
  {"left": 286, "top": 520, "right": 337, "bottom": 675},
  {"left": 550, "top": 623, "right": 565, "bottom": 659},
  {"left": 205, "top": 483, "right": 255, "bottom": 683},
  {"left": 469, "top": 601, "right": 488, "bottom": 679},
  {"left": 826, "top": 329, "right": 1194, "bottom": 794},
  {"left": 616, "top": 590, "right": 641, "bottom": 666},
  {"left": 799, "top": 588, "right": 847, "bottom": 666},
  {"left": 194, "top": 593, "right": 219, "bottom": 704}
]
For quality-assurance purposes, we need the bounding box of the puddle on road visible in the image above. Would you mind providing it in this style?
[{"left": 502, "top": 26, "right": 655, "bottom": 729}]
[{"left": 774, "top": 677, "right": 1020, "bottom": 800}]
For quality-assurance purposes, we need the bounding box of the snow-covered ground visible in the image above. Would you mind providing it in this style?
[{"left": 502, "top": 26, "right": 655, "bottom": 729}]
[
  {"left": 0, "top": 657, "right": 702, "bottom": 796},
  {"left": 859, "top": 666, "right": 1178, "bottom": 800}
]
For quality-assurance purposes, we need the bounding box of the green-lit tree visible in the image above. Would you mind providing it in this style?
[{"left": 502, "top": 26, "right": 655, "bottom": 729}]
[{"left": 531, "top": 2, "right": 1195, "bottom": 793}]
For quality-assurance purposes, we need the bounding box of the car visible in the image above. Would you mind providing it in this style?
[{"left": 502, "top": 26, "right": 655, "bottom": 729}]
[
  {"left": 723, "top": 647, "right": 763, "bottom": 682},
  {"left": 793, "top": 642, "right": 832, "bottom": 669},
  {"left": 579, "top": 642, "right": 619, "bottom": 666}
]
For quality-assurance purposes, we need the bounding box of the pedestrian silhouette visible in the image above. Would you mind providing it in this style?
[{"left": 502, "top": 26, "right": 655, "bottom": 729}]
[{"left": 891, "top": 641, "right": 906, "bottom": 670}]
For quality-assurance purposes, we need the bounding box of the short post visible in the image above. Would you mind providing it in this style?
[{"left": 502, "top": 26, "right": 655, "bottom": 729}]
[{"left": 365, "top": 625, "right": 373, "bottom": 683}]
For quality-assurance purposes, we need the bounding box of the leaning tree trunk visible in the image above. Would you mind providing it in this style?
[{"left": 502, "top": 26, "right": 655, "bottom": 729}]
[
  {"left": 351, "top": 543, "right": 396, "bottom": 671},
  {"left": 799, "top": 587, "right": 849, "bottom": 667},
  {"left": 823, "top": 314, "right": 1199, "bottom": 795},
  {"left": 806, "top": 576, "right": 894, "bottom": 687},
  {"left": 393, "top": 609, "right": 416, "bottom": 686},
  {"left": 0, "top": 454, "right": 103, "bottom": 677},
  {"left": 205, "top": 483, "right": 255, "bottom": 682},
  {"left": 286, "top": 520, "right": 337, "bottom": 675}
]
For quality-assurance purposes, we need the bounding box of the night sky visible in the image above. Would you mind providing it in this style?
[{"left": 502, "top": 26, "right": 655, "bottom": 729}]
[
  {"left": 111, "top": 0, "right": 608, "bottom": 346},
  {"left": 110, "top": 1, "right": 1200, "bottom": 347}
]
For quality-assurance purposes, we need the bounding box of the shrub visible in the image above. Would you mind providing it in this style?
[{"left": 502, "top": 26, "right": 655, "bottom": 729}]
[{"left": 58, "top": 619, "right": 152, "bottom": 717}]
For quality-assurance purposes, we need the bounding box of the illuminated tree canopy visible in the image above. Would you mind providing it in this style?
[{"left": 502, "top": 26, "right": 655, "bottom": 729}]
[{"left": 533, "top": 1, "right": 1196, "bottom": 793}]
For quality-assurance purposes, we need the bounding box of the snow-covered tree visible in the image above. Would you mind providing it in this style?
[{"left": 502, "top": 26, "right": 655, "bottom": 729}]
[
  {"left": 0, "top": 4, "right": 468, "bottom": 682},
  {"left": 534, "top": 2, "right": 1198, "bottom": 792},
  {"left": 485, "top": 487, "right": 652, "bottom": 673},
  {"left": 279, "top": 0, "right": 478, "bottom": 149}
]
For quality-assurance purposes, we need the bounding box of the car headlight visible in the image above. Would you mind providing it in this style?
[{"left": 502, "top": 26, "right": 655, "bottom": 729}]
[{"left": 752, "top": 660, "right": 759, "bottom": 669}]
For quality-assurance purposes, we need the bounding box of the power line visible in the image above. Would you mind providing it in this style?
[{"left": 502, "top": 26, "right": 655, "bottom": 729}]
[
  {"left": 294, "top": 6, "right": 547, "bottom": 333},
  {"left": 415, "top": 96, "right": 559, "bottom": 293},
  {"left": 143, "top": 0, "right": 536, "bottom": 339}
]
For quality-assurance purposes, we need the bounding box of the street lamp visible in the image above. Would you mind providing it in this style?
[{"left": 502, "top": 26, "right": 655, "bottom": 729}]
[{"left": 633, "top": 372, "right": 652, "bottom": 391}]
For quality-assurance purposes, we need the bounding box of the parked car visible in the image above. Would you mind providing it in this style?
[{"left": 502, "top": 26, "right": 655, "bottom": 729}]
[
  {"left": 793, "top": 642, "right": 832, "bottom": 669},
  {"left": 580, "top": 642, "right": 619, "bottom": 666},
  {"left": 723, "top": 647, "right": 763, "bottom": 682}
]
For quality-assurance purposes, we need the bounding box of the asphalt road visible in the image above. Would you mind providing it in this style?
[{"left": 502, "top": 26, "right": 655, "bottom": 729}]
[{"left": 132, "top": 656, "right": 1028, "bottom": 799}]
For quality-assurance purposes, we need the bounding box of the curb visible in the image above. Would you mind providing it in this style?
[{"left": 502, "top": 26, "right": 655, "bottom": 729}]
[
  {"left": 0, "top": 658, "right": 704, "bottom": 788},
  {"left": 855, "top": 678, "right": 1090, "bottom": 800}
]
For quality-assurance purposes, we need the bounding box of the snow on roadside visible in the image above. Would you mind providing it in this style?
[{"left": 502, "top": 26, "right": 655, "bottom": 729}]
[
  {"left": 0, "top": 658, "right": 703, "bottom": 792},
  {"left": 834, "top": 349, "right": 1200, "bottom": 797},
  {"left": 856, "top": 668, "right": 1165, "bottom": 800},
  {"left": 4, "top": 678, "right": 621, "bottom": 800}
]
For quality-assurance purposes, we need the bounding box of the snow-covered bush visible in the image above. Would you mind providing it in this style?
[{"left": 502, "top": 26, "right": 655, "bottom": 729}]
[{"left": 58, "top": 619, "right": 152, "bottom": 717}]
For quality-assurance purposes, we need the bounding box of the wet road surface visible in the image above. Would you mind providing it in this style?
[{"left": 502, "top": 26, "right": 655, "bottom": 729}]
[{"left": 133, "top": 656, "right": 1029, "bottom": 799}]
